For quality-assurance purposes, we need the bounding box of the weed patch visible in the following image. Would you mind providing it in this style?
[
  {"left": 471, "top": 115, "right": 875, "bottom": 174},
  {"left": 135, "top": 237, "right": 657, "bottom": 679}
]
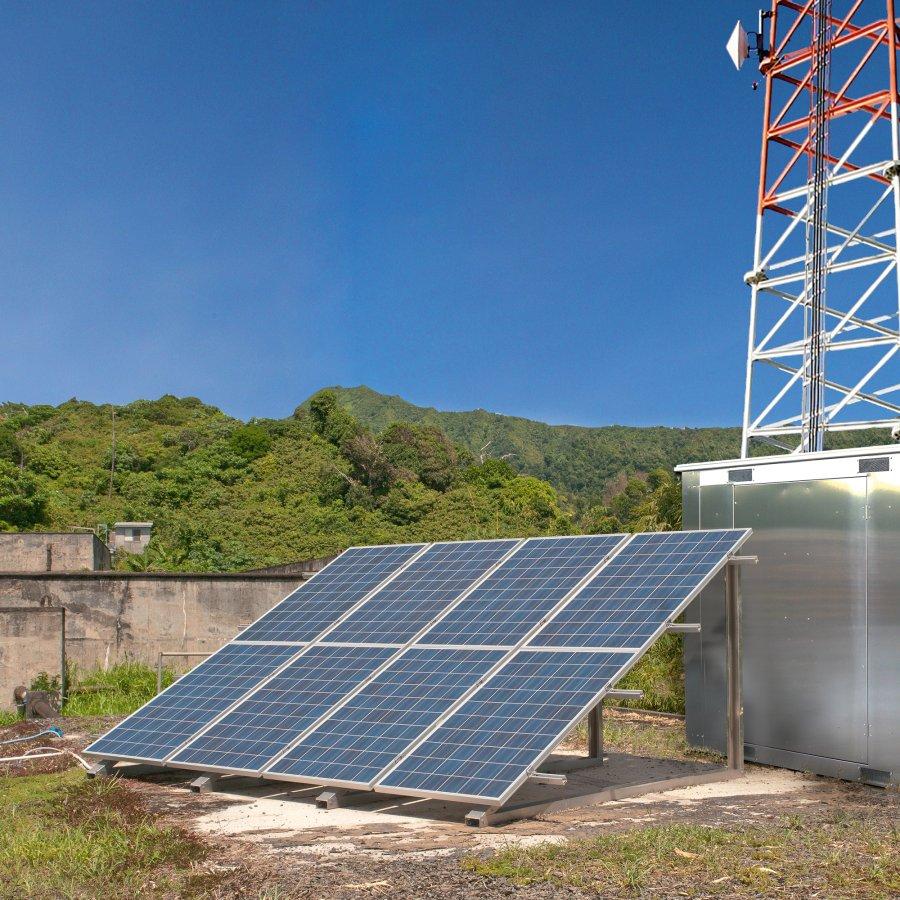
[
  {"left": 63, "top": 661, "right": 174, "bottom": 717},
  {"left": 0, "top": 770, "right": 214, "bottom": 899}
]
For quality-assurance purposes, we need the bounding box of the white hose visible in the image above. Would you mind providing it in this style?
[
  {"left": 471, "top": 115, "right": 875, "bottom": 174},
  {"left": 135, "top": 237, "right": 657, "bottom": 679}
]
[{"left": 0, "top": 746, "right": 92, "bottom": 771}]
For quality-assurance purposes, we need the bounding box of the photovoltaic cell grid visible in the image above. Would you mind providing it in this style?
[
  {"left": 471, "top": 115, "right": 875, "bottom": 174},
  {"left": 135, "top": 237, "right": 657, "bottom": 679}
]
[
  {"left": 83, "top": 644, "right": 299, "bottom": 763},
  {"left": 170, "top": 645, "right": 395, "bottom": 773},
  {"left": 322, "top": 539, "right": 519, "bottom": 645},
  {"left": 378, "top": 650, "right": 627, "bottom": 802},
  {"left": 87, "top": 529, "right": 748, "bottom": 808},
  {"left": 236, "top": 543, "right": 425, "bottom": 643},
  {"left": 530, "top": 530, "right": 749, "bottom": 649},
  {"left": 267, "top": 647, "right": 506, "bottom": 786},
  {"left": 419, "top": 535, "right": 627, "bottom": 647}
]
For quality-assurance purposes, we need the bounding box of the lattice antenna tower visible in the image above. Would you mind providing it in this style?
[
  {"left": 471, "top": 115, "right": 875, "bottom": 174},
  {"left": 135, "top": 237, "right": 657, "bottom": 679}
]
[{"left": 729, "top": 1, "right": 900, "bottom": 456}]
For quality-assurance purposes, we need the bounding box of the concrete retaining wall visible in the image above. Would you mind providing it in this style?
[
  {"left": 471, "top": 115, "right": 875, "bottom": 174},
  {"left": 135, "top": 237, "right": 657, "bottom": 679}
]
[
  {"left": 0, "top": 607, "right": 65, "bottom": 708},
  {"left": 0, "top": 573, "right": 301, "bottom": 703},
  {"left": 0, "top": 533, "right": 111, "bottom": 572}
]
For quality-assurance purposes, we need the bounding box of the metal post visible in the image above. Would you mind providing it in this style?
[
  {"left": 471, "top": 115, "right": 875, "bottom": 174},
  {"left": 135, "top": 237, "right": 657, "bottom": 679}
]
[
  {"left": 587, "top": 702, "right": 603, "bottom": 761},
  {"left": 725, "top": 562, "right": 744, "bottom": 771},
  {"left": 156, "top": 653, "right": 164, "bottom": 695},
  {"left": 59, "top": 608, "right": 67, "bottom": 707}
]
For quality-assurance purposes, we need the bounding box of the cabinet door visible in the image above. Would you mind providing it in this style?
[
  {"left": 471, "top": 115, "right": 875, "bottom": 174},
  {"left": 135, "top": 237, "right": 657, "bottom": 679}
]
[
  {"left": 735, "top": 478, "right": 868, "bottom": 764},
  {"left": 865, "top": 474, "right": 900, "bottom": 776}
]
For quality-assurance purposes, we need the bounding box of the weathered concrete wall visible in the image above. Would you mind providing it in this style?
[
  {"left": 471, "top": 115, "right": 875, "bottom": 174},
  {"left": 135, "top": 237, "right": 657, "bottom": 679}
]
[
  {"left": 244, "top": 555, "right": 337, "bottom": 576},
  {"left": 0, "top": 607, "right": 64, "bottom": 709},
  {"left": 0, "top": 533, "right": 111, "bottom": 572},
  {"left": 0, "top": 573, "right": 301, "bottom": 680}
]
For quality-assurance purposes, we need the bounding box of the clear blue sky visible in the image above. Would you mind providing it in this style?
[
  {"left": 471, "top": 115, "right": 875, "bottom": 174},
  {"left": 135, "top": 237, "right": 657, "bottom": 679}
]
[{"left": 2, "top": 1, "right": 761, "bottom": 427}]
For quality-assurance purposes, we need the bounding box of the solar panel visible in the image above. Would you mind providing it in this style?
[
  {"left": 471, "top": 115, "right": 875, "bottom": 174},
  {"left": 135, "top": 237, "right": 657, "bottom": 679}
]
[
  {"left": 530, "top": 530, "right": 749, "bottom": 649},
  {"left": 236, "top": 543, "right": 425, "bottom": 643},
  {"left": 266, "top": 647, "right": 506, "bottom": 786},
  {"left": 419, "top": 535, "right": 626, "bottom": 648},
  {"left": 83, "top": 644, "right": 300, "bottom": 763},
  {"left": 170, "top": 644, "right": 395, "bottom": 773},
  {"left": 322, "top": 539, "right": 519, "bottom": 645},
  {"left": 377, "top": 649, "right": 628, "bottom": 803},
  {"left": 86, "top": 528, "right": 749, "bottom": 813}
]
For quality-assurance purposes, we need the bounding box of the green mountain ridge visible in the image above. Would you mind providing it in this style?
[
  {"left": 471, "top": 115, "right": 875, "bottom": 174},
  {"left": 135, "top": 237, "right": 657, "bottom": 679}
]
[
  {"left": 2, "top": 386, "right": 884, "bottom": 573},
  {"left": 0, "top": 393, "right": 580, "bottom": 571},
  {"left": 312, "top": 385, "right": 742, "bottom": 505}
]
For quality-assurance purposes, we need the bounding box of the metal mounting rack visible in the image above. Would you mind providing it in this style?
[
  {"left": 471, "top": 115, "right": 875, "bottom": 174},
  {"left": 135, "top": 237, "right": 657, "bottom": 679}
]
[{"left": 88, "top": 555, "right": 756, "bottom": 827}]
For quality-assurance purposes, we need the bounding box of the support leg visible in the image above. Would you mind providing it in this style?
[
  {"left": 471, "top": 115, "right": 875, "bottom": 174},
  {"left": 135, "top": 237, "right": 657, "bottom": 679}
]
[
  {"left": 587, "top": 702, "right": 603, "bottom": 763},
  {"left": 316, "top": 788, "right": 380, "bottom": 809},
  {"left": 86, "top": 760, "right": 114, "bottom": 779}
]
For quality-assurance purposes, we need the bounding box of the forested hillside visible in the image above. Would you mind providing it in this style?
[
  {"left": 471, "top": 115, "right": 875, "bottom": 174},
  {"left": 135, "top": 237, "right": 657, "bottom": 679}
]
[
  {"left": 0, "top": 389, "right": 688, "bottom": 571},
  {"left": 0, "top": 393, "right": 583, "bottom": 570},
  {"left": 306, "top": 386, "right": 741, "bottom": 507}
]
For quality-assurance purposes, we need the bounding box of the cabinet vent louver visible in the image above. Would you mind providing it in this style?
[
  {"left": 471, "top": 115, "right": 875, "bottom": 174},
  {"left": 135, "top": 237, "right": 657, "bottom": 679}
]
[
  {"left": 728, "top": 468, "right": 753, "bottom": 483},
  {"left": 858, "top": 457, "right": 890, "bottom": 473}
]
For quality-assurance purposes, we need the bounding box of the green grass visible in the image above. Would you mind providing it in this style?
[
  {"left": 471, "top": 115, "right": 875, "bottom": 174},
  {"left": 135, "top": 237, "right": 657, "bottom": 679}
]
[
  {"left": 0, "top": 770, "right": 215, "bottom": 899},
  {"left": 569, "top": 712, "right": 718, "bottom": 762},
  {"left": 463, "top": 815, "right": 900, "bottom": 897},
  {"left": 62, "top": 661, "right": 175, "bottom": 718},
  {"left": 612, "top": 633, "right": 684, "bottom": 714},
  {"left": 0, "top": 710, "right": 20, "bottom": 727}
]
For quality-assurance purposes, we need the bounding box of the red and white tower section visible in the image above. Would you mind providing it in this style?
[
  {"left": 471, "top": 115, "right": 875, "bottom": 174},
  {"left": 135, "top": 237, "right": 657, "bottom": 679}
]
[{"left": 739, "top": 1, "right": 900, "bottom": 455}]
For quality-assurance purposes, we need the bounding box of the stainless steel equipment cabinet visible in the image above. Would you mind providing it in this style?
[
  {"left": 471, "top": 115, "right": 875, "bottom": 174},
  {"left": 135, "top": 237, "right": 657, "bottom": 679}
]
[{"left": 676, "top": 446, "right": 899, "bottom": 787}]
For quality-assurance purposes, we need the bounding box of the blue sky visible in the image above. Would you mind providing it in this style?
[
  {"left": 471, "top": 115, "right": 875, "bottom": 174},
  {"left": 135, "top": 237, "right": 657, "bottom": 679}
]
[{"left": 2, "top": 2, "right": 761, "bottom": 427}]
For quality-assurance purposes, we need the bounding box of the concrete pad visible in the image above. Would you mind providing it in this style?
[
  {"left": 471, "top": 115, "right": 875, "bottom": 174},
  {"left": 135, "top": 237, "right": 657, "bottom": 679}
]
[{"left": 193, "top": 752, "right": 770, "bottom": 845}]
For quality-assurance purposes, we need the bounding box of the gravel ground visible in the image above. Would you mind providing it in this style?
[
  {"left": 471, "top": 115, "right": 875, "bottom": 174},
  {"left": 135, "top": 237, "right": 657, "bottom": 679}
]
[{"left": 3, "top": 713, "right": 897, "bottom": 899}]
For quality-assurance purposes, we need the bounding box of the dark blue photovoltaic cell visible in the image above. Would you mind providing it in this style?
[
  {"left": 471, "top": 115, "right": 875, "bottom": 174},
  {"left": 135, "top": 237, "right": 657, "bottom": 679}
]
[
  {"left": 419, "top": 535, "right": 626, "bottom": 647},
  {"left": 378, "top": 650, "right": 626, "bottom": 802},
  {"left": 237, "top": 544, "right": 425, "bottom": 643},
  {"left": 323, "top": 540, "right": 519, "bottom": 645},
  {"left": 529, "top": 530, "right": 749, "bottom": 649},
  {"left": 170, "top": 645, "right": 395, "bottom": 772},
  {"left": 84, "top": 644, "right": 299, "bottom": 763},
  {"left": 267, "top": 648, "right": 505, "bottom": 785}
]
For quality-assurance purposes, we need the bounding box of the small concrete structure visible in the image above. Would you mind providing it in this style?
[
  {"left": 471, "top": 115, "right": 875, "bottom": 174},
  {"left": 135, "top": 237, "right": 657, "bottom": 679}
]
[
  {"left": 0, "top": 607, "right": 65, "bottom": 710},
  {"left": 0, "top": 532, "right": 110, "bottom": 572},
  {"left": 109, "top": 522, "right": 153, "bottom": 554}
]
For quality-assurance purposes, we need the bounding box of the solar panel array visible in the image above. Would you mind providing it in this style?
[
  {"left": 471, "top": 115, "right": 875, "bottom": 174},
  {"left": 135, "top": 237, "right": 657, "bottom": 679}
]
[
  {"left": 85, "top": 643, "right": 300, "bottom": 763},
  {"left": 87, "top": 529, "right": 749, "bottom": 804},
  {"left": 268, "top": 647, "right": 506, "bottom": 786},
  {"left": 378, "top": 650, "right": 627, "bottom": 801}
]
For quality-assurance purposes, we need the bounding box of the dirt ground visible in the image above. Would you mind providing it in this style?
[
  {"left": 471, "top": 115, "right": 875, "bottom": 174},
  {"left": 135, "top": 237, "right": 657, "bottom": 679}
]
[{"left": 3, "top": 712, "right": 897, "bottom": 899}]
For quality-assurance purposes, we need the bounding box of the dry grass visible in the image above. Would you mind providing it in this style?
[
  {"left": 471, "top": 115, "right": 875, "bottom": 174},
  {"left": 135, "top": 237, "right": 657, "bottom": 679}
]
[{"left": 463, "top": 811, "right": 900, "bottom": 897}]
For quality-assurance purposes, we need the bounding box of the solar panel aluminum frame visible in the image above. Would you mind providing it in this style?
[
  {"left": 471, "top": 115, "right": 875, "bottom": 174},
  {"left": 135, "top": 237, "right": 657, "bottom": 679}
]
[
  {"left": 166, "top": 539, "right": 527, "bottom": 779},
  {"left": 255, "top": 534, "right": 633, "bottom": 792},
  {"left": 84, "top": 542, "right": 433, "bottom": 768},
  {"left": 370, "top": 528, "right": 752, "bottom": 807}
]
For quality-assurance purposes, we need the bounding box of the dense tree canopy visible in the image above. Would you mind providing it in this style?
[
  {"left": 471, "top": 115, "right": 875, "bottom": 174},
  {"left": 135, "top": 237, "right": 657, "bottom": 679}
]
[
  {"left": 0, "top": 387, "right": 725, "bottom": 569},
  {"left": 0, "top": 392, "right": 579, "bottom": 569}
]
